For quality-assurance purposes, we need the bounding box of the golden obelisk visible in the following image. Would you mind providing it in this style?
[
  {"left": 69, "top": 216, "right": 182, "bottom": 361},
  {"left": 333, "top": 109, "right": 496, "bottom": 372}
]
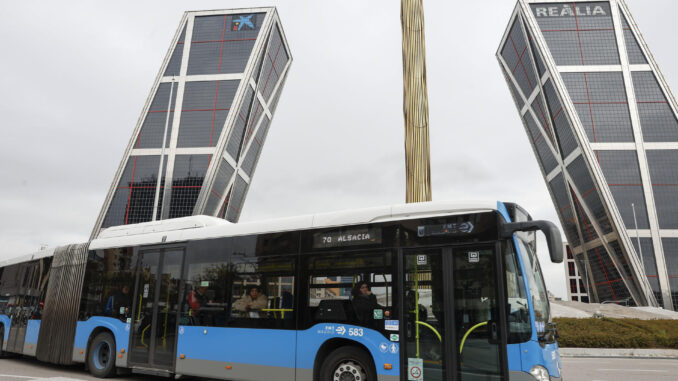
[{"left": 401, "top": 0, "right": 432, "bottom": 203}]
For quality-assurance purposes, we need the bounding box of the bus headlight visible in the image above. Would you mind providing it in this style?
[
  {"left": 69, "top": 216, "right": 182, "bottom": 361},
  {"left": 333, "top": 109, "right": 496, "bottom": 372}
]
[{"left": 529, "top": 365, "right": 550, "bottom": 381}]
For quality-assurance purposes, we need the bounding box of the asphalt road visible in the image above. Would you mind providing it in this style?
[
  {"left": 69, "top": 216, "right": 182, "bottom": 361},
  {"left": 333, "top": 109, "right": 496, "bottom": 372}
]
[
  {"left": 561, "top": 357, "right": 678, "bottom": 381},
  {"left": 0, "top": 356, "right": 677, "bottom": 380}
]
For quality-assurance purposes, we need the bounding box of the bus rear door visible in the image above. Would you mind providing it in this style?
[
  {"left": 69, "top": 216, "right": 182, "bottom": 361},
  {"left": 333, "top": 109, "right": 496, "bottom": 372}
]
[
  {"left": 128, "top": 248, "right": 185, "bottom": 373},
  {"left": 402, "top": 245, "right": 508, "bottom": 381}
]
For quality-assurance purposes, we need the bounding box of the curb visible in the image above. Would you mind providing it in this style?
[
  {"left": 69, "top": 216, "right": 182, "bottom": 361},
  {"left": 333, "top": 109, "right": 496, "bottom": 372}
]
[{"left": 559, "top": 347, "right": 678, "bottom": 359}]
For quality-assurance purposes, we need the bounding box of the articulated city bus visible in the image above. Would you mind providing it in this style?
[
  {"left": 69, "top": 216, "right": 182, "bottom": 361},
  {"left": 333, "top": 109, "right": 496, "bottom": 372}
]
[{"left": 0, "top": 201, "right": 563, "bottom": 380}]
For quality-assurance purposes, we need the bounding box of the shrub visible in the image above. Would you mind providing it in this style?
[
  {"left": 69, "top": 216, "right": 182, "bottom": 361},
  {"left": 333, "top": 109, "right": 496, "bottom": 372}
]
[{"left": 553, "top": 318, "right": 678, "bottom": 349}]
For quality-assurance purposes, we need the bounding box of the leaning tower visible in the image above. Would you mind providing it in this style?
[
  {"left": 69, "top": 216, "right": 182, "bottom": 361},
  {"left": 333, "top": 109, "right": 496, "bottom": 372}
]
[
  {"left": 92, "top": 8, "right": 291, "bottom": 237},
  {"left": 498, "top": 0, "right": 678, "bottom": 310}
]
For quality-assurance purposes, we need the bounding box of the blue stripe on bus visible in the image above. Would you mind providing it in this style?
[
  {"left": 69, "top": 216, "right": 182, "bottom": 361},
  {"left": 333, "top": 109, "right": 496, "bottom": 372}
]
[
  {"left": 177, "top": 326, "right": 295, "bottom": 368},
  {"left": 520, "top": 340, "right": 561, "bottom": 378},
  {"left": 297, "top": 324, "right": 400, "bottom": 375},
  {"left": 176, "top": 324, "right": 399, "bottom": 376},
  {"left": 73, "top": 317, "right": 130, "bottom": 353},
  {"left": 24, "top": 320, "right": 40, "bottom": 344},
  {"left": 0, "top": 314, "right": 10, "bottom": 342},
  {"left": 496, "top": 201, "right": 510, "bottom": 222}
]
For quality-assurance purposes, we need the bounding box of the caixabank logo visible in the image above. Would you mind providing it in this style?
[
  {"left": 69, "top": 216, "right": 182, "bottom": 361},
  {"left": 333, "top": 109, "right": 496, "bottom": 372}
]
[{"left": 232, "top": 14, "right": 256, "bottom": 31}]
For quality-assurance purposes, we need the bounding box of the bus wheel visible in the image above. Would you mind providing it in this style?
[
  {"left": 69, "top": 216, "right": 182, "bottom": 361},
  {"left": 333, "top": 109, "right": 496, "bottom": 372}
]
[
  {"left": 320, "top": 346, "right": 376, "bottom": 381},
  {"left": 87, "top": 332, "right": 116, "bottom": 378}
]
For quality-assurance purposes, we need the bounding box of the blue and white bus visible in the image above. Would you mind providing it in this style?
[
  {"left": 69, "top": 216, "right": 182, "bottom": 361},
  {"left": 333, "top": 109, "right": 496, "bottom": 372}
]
[{"left": 0, "top": 201, "right": 563, "bottom": 380}]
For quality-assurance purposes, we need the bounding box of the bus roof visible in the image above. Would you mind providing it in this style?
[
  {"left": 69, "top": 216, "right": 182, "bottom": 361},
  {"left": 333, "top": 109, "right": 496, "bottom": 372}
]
[
  {"left": 0, "top": 246, "right": 55, "bottom": 268},
  {"left": 90, "top": 200, "right": 501, "bottom": 250}
]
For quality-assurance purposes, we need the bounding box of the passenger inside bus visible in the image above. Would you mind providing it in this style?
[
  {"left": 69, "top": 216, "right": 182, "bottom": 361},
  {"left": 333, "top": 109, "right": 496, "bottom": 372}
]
[
  {"left": 234, "top": 285, "right": 267, "bottom": 318},
  {"left": 105, "top": 285, "right": 131, "bottom": 319},
  {"left": 188, "top": 284, "right": 210, "bottom": 312},
  {"left": 351, "top": 281, "right": 381, "bottom": 324}
]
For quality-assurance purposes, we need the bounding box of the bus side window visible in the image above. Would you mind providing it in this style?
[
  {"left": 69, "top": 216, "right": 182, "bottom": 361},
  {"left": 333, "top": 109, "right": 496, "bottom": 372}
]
[
  {"left": 181, "top": 238, "right": 230, "bottom": 327},
  {"left": 78, "top": 248, "right": 137, "bottom": 322},
  {"left": 229, "top": 255, "right": 295, "bottom": 328},
  {"left": 303, "top": 252, "right": 395, "bottom": 331}
]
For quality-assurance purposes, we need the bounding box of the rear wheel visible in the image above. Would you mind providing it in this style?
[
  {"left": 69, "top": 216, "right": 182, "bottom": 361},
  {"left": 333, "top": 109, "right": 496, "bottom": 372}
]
[
  {"left": 320, "top": 346, "right": 376, "bottom": 381},
  {"left": 87, "top": 332, "right": 116, "bottom": 378}
]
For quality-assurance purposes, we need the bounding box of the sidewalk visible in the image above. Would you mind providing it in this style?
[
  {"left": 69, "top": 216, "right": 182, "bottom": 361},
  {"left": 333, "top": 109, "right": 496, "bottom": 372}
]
[{"left": 560, "top": 347, "right": 678, "bottom": 359}]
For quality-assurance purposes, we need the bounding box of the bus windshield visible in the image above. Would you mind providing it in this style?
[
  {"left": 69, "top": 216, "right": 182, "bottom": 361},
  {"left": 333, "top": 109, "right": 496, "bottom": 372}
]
[{"left": 516, "top": 235, "right": 551, "bottom": 333}]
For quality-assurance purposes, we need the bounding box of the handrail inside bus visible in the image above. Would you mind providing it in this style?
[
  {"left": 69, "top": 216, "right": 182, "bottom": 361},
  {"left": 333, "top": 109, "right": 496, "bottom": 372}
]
[
  {"left": 459, "top": 321, "right": 488, "bottom": 354},
  {"left": 415, "top": 320, "right": 442, "bottom": 342},
  {"left": 141, "top": 324, "right": 150, "bottom": 348},
  {"left": 261, "top": 308, "right": 293, "bottom": 319}
]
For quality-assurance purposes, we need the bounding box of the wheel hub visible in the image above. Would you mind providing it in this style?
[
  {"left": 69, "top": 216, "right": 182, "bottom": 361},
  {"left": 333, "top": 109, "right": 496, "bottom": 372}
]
[
  {"left": 94, "top": 341, "right": 110, "bottom": 369},
  {"left": 333, "top": 361, "right": 366, "bottom": 381}
]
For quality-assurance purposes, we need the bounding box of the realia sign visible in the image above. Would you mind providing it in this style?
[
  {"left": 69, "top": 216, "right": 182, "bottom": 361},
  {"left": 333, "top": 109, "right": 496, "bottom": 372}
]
[{"left": 534, "top": 4, "right": 607, "bottom": 17}]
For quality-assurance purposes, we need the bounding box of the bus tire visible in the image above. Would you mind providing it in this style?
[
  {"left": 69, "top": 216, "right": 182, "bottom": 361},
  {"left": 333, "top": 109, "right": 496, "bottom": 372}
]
[
  {"left": 319, "top": 346, "right": 376, "bottom": 381},
  {"left": 87, "top": 332, "right": 116, "bottom": 378}
]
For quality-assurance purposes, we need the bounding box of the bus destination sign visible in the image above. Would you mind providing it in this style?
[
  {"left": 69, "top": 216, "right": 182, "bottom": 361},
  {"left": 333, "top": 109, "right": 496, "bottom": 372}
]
[
  {"left": 313, "top": 228, "right": 382, "bottom": 248},
  {"left": 417, "top": 222, "right": 474, "bottom": 237}
]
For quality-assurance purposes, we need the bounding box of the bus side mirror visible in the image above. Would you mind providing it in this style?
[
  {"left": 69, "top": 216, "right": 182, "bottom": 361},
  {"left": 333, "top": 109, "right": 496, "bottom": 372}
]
[{"left": 501, "top": 220, "right": 563, "bottom": 263}]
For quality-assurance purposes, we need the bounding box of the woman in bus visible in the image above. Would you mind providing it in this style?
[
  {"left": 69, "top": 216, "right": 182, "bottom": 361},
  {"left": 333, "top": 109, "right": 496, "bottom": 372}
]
[
  {"left": 351, "top": 281, "right": 380, "bottom": 325},
  {"left": 234, "top": 286, "right": 268, "bottom": 318}
]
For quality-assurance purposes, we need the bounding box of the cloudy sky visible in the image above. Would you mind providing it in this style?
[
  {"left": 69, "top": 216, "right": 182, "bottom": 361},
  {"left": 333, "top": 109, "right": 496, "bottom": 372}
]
[{"left": 0, "top": 0, "right": 676, "bottom": 299}]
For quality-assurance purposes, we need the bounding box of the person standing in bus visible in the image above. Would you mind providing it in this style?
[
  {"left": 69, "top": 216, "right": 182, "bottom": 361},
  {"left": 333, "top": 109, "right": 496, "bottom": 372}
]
[
  {"left": 105, "top": 285, "right": 131, "bottom": 320},
  {"left": 351, "top": 281, "right": 380, "bottom": 324},
  {"left": 188, "top": 284, "right": 209, "bottom": 312},
  {"left": 234, "top": 286, "right": 267, "bottom": 318}
]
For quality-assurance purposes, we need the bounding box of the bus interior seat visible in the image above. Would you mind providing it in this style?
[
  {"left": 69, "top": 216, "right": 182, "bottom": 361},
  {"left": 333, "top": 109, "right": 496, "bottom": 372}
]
[{"left": 314, "top": 299, "right": 356, "bottom": 322}]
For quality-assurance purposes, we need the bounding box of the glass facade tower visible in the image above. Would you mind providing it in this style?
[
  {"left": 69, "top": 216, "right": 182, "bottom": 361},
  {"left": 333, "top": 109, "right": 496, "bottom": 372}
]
[
  {"left": 92, "top": 8, "right": 291, "bottom": 237},
  {"left": 498, "top": 0, "right": 678, "bottom": 310}
]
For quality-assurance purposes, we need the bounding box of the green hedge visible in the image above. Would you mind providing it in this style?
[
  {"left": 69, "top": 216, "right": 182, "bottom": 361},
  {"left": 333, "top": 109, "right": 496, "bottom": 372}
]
[{"left": 554, "top": 318, "right": 678, "bottom": 349}]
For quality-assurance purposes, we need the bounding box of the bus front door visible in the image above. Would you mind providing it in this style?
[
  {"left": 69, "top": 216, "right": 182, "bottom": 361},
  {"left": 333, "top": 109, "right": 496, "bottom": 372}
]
[
  {"left": 129, "top": 248, "right": 185, "bottom": 372},
  {"left": 403, "top": 245, "right": 507, "bottom": 381}
]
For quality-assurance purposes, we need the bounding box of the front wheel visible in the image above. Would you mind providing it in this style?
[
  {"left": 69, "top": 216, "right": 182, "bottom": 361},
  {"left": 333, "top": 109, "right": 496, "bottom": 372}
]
[
  {"left": 319, "top": 346, "right": 376, "bottom": 381},
  {"left": 87, "top": 332, "right": 117, "bottom": 378}
]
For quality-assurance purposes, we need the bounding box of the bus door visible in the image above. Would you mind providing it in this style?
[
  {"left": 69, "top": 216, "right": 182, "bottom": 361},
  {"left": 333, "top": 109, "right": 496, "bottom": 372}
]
[
  {"left": 7, "top": 262, "right": 36, "bottom": 354},
  {"left": 403, "top": 245, "right": 507, "bottom": 381},
  {"left": 129, "top": 248, "right": 185, "bottom": 372}
]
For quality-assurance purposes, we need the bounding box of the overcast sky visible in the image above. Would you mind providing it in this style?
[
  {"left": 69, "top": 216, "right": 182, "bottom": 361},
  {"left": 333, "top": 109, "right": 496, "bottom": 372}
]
[{"left": 0, "top": 0, "right": 676, "bottom": 299}]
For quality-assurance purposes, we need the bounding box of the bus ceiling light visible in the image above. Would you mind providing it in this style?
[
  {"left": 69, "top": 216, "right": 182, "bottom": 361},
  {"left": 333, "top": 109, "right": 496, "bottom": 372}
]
[{"left": 529, "top": 365, "right": 549, "bottom": 381}]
